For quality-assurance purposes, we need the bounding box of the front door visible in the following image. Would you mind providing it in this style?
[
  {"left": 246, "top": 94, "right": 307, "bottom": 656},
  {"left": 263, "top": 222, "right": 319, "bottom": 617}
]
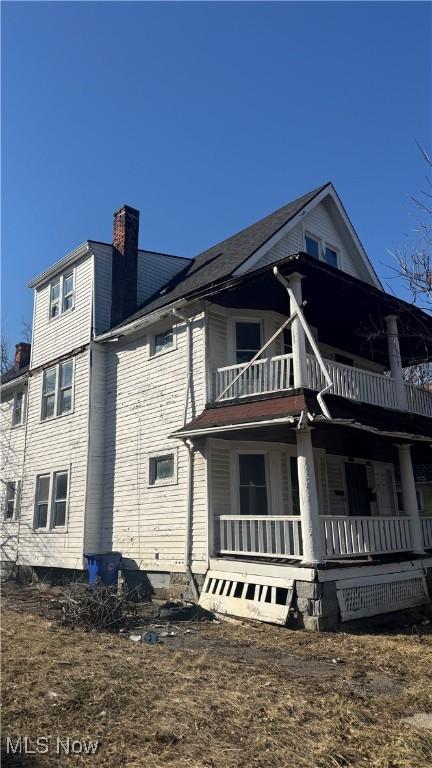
[{"left": 344, "top": 462, "right": 371, "bottom": 517}]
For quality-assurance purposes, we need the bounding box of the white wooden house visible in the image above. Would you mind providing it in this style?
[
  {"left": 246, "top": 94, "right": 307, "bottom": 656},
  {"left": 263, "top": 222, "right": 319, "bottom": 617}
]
[{"left": 2, "top": 184, "right": 432, "bottom": 628}]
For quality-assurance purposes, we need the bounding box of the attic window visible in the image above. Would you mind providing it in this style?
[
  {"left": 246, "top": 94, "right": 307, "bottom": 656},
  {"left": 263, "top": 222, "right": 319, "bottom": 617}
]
[
  {"left": 154, "top": 328, "right": 174, "bottom": 355},
  {"left": 49, "top": 272, "right": 74, "bottom": 318},
  {"left": 324, "top": 246, "right": 338, "bottom": 268},
  {"left": 305, "top": 234, "right": 320, "bottom": 260}
]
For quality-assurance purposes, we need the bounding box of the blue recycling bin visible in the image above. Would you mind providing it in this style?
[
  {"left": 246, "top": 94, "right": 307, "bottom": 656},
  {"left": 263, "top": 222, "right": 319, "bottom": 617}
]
[{"left": 85, "top": 552, "right": 122, "bottom": 586}]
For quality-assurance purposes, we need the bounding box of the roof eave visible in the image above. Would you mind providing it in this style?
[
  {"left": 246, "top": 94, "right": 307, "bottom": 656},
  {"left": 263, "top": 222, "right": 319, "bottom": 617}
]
[{"left": 28, "top": 242, "right": 91, "bottom": 289}]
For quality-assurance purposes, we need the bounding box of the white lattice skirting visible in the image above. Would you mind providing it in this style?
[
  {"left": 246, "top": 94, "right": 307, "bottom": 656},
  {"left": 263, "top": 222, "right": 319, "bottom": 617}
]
[{"left": 336, "top": 571, "right": 430, "bottom": 621}]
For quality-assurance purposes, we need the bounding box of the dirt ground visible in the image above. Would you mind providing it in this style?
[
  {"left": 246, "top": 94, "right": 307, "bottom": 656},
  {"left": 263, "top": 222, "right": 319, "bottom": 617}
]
[{"left": 1, "top": 583, "right": 432, "bottom": 768}]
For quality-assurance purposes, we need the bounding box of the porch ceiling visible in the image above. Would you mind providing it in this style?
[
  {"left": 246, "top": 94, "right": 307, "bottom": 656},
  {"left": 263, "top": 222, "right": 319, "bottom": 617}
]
[{"left": 210, "top": 253, "right": 432, "bottom": 367}]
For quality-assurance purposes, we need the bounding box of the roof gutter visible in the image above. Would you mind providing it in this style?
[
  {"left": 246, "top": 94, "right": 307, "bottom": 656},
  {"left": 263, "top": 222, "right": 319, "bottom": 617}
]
[
  {"left": 28, "top": 242, "right": 91, "bottom": 289},
  {"left": 1, "top": 372, "right": 30, "bottom": 393},
  {"left": 311, "top": 415, "right": 432, "bottom": 443},
  {"left": 95, "top": 297, "right": 192, "bottom": 342},
  {"left": 170, "top": 415, "right": 297, "bottom": 439}
]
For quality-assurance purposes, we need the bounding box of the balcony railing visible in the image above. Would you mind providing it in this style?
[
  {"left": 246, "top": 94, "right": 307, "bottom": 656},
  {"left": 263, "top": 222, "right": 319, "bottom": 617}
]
[
  {"left": 213, "top": 353, "right": 432, "bottom": 418},
  {"left": 217, "top": 514, "right": 428, "bottom": 560}
]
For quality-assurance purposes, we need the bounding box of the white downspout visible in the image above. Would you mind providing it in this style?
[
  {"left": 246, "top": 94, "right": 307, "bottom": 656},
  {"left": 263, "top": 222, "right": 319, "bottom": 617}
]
[{"left": 172, "top": 308, "right": 199, "bottom": 601}]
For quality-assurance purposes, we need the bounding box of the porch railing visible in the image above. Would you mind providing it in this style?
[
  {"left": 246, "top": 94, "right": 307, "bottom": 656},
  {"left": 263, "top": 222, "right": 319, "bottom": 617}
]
[
  {"left": 321, "top": 516, "right": 412, "bottom": 557},
  {"left": 422, "top": 517, "right": 432, "bottom": 549},
  {"left": 212, "top": 352, "right": 432, "bottom": 418},
  {"left": 218, "top": 515, "right": 303, "bottom": 559},
  {"left": 405, "top": 382, "right": 432, "bottom": 418}
]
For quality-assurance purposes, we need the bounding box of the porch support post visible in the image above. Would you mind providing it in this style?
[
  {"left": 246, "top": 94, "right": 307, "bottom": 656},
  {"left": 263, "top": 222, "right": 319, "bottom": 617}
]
[
  {"left": 385, "top": 315, "right": 408, "bottom": 410},
  {"left": 398, "top": 444, "right": 425, "bottom": 555},
  {"left": 296, "top": 427, "right": 324, "bottom": 564},
  {"left": 289, "top": 273, "right": 307, "bottom": 388}
]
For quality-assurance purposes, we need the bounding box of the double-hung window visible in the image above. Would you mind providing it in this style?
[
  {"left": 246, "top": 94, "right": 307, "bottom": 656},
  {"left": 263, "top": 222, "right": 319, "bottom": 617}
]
[
  {"left": 34, "top": 471, "right": 69, "bottom": 530},
  {"left": 50, "top": 272, "right": 74, "bottom": 318},
  {"left": 235, "top": 321, "right": 262, "bottom": 364},
  {"left": 239, "top": 454, "right": 268, "bottom": 515},
  {"left": 42, "top": 361, "right": 74, "bottom": 420},
  {"left": 4, "top": 482, "right": 18, "bottom": 521},
  {"left": 12, "top": 391, "right": 25, "bottom": 426}
]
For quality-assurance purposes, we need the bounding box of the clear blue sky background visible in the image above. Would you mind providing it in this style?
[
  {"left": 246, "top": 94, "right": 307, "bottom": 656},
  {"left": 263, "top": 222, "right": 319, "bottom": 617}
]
[{"left": 2, "top": 1, "right": 431, "bottom": 345}]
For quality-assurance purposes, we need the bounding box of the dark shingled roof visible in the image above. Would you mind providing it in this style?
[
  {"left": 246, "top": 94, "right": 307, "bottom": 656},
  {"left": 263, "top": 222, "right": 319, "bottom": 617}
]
[
  {"left": 1, "top": 364, "right": 29, "bottom": 386},
  {"left": 112, "top": 183, "right": 329, "bottom": 329}
]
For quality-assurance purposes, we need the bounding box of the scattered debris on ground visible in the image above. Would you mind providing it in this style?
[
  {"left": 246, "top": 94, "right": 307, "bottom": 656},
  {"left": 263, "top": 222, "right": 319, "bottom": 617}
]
[{"left": 2, "top": 585, "right": 432, "bottom": 768}]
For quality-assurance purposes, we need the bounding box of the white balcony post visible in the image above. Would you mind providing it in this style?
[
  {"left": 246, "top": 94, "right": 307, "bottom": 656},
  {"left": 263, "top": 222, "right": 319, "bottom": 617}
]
[
  {"left": 289, "top": 273, "right": 307, "bottom": 388},
  {"left": 398, "top": 444, "right": 425, "bottom": 555},
  {"left": 296, "top": 426, "right": 325, "bottom": 563},
  {"left": 385, "top": 315, "right": 408, "bottom": 410}
]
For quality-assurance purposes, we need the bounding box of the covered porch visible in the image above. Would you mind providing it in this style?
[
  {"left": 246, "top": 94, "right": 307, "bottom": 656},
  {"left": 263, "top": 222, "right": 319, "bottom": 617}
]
[{"left": 176, "top": 396, "right": 432, "bottom": 566}]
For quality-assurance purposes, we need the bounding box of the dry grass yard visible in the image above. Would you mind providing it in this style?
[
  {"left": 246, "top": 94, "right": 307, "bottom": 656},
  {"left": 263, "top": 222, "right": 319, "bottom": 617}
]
[{"left": 1, "top": 584, "right": 432, "bottom": 768}]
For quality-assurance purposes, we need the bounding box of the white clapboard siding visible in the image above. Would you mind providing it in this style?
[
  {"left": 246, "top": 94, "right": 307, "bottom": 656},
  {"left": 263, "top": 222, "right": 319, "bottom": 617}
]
[
  {"left": 253, "top": 222, "right": 303, "bottom": 270},
  {"left": 1, "top": 385, "right": 27, "bottom": 565},
  {"left": 16, "top": 350, "right": 90, "bottom": 569},
  {"left": 101, "top": 310, "right": 208, "bottom": 572},
  {"left": 302, "top": 200, "right": 363, "bottom": 279},
  {"left": 31, "top": 255, "right": 93, "bottom": 369},
  {"left": 137, "top": 251, "right": 191, "bottom": 305},
  {"left": 92, "top": 243, "right": 113, "bottom": 335}
]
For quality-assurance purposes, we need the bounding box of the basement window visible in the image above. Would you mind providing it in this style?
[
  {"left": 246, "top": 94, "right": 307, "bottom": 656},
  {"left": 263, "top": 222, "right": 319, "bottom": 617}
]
[
  {"left": 49, "top": 272, "right": 74, "bottom": 319},
  {"left": 148, "top": 451, "right": 177, "bottom": 486}
]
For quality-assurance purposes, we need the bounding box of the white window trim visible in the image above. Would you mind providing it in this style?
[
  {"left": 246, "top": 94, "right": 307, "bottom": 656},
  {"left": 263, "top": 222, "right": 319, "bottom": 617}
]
[
  {"left": 40, "top": 358, "right": 75, "bottom": 422},
  {"left": 33, "top": 469, "right": 70, "bottom": 532},
  {"left": 3, "top": 480, "right": 20, "bottom": 522},
  {"left": 147, "top": 448, "right": 178, "bottom": 488},
  {"left": 303, "top": 230, "right": 342, "bottom": 269},
  {"left": 149, "top": 325, "right": 177, "bottom": 359},
  {"left": 233, "top": 449, "right": 271, "bottom": 516},
  {"left": 48, "top": 268, "right": 75, "bottom": 321},
  {"left": 11, "top": 389, "right": 26, "bottom": 428},
  {"left": 231, "top": 317, "right": 264, "bottom": 365}
]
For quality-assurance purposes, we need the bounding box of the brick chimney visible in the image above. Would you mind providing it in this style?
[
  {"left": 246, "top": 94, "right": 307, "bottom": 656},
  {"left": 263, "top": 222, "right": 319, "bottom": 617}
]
[
  {"left": 111, "top": 205, "right": 139, "bottom": 326},
  {"left": 14, "top": 342, "right": 31, "bottom": 369}
]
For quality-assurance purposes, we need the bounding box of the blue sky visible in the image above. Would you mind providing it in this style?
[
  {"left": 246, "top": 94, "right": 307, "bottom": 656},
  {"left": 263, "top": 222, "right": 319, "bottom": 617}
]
[{"left": 2, "top": 1, "right": 431, "bottom": 345}]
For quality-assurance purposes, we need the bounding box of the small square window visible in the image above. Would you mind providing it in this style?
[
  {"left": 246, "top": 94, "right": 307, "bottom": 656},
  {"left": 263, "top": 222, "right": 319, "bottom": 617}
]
[
  {"left": 305, "top": 235, "right": 320, "bottom": 260},
  {"left": 154, "top": 328, "right": 174, "bottom": 355},
  {"left": 149, "top": 453, "right": 175, "bottom": 485},
  {"left": 324, "top": 246, "right": 338, "bottom": 268}
]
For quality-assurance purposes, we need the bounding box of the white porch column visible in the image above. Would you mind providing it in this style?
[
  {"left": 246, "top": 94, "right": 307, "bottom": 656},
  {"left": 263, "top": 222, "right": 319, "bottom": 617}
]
[
  {"left": 296, "top": 427, "right": 324, "bottom": 563},
  {"left": 385, "top": 315, "right": 408, "bottom": 410},
  {"left": 289, "top": 273, "right": 307, "bottom": 388},
  {"left": 398, "top": 444, "right": 425, "bottom": 555}
]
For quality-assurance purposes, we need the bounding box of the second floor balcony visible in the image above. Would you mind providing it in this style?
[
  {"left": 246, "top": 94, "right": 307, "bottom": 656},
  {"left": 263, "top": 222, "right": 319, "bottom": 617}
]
[{"left": 212, "top": 352, "right": 432, "bottom": 419}]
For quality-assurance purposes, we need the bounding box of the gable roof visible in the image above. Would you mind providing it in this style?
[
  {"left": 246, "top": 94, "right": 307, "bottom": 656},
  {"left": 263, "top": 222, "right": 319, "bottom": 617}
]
[{"left": 111, "top": 183, "right": 330, "bottom": 330}]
